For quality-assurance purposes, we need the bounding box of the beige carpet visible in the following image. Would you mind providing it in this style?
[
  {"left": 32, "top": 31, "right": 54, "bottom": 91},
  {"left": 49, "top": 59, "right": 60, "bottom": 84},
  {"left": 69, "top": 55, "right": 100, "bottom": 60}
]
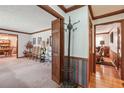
[{"left": 0, "top": 57, "right": 58, "bottom": 88}]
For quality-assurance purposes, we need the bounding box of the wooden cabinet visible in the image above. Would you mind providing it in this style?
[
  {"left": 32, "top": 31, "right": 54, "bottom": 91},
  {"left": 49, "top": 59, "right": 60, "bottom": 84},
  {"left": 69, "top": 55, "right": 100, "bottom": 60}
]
[{"left": 0, "top": 40, "right": 11, "bottom": 55}]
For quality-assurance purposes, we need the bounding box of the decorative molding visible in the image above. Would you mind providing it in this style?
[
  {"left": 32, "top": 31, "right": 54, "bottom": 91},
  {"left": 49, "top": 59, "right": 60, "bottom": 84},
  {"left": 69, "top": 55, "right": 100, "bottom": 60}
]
[
  {"left": 64, "top": 56, "right": 88, "bottom": 61},
  {"left": 96, "top": 32, "right": 109, "bottom": 35},
  {"left": 31, "top": 28, "right": 51, "bottom": 34},
  {"left": 88, "top": 5, "right": 94, "bottom": 20},
  {"left": 58, "top": 5, "right": 84, "bottom": 13},
  {"left": 94, "top": 9, "right": 124, "bottom": 20},
  {"left": 37, "top": 5, "right": 64, "bottom": 20},
  {"left": 0, "top": 28, "right": 30, "bottom": 34},
  {"left": 88, "top": 6, "right": 124, "bottom": 20},
  {"left": 0, "top": 28, "right": 52, "bottom": 35},
  {"left": 94, "top": 19, "right": 124, "bottom": 26},
  {"left": 58, "top": 5, "right": 67, "bottom": 13}
]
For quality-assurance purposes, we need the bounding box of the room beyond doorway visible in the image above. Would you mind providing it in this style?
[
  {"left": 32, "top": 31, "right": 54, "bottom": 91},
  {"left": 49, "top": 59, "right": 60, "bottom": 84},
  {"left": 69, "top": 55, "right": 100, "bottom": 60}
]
[
  {"left": 0, "top": 33, "right": 18, "bottom": 58},
  {"left": 95, "top": 22, "right": 121, "bottom": 79}
]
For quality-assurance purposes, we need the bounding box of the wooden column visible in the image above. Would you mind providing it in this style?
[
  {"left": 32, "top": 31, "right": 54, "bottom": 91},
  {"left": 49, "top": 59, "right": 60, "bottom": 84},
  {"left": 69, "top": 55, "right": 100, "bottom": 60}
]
[{"left": 121, "top": 21, "right": 124, "bottom": 80}]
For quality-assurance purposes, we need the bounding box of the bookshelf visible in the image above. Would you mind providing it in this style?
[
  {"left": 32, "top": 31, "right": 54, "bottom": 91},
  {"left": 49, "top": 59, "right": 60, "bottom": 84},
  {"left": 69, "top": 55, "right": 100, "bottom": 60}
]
[{"left": 0, "top": 40, "right": 11, "bottom": 48}]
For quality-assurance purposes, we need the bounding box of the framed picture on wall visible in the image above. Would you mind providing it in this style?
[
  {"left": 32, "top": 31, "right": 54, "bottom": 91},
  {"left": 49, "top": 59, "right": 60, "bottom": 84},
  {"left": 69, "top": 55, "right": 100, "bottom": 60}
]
[
  {"left": 33, "top": 38, "right": 36, "bottom": 45},
  {"left": 50, "top": 36, "right": 52, "bottom": 46},
  {"left": 110, "top": 32, "right": 113, "bottom": 43},
  {"left": 38, "top": 37, "right": 42, "bottom": 45}
]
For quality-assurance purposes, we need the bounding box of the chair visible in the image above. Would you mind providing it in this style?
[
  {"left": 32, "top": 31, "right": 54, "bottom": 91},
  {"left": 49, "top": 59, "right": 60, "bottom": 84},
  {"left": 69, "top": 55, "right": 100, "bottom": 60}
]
[
  {"left": 40, "top": 47, "right": 46, "bottom": 62},
  {"left": 35, "top": 46, "right": 41, "bottom": 61},
  {"left": 31, "top": 46, "right": 36, "bottom": 59},
  {"left": 8, "top": 47, "right": 13, "bottom": 56}
]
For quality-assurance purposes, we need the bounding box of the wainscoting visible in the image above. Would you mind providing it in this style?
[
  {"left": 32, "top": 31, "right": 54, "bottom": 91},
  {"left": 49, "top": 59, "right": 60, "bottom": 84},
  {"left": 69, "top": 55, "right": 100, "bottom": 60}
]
[{"left": 64, "top": 56, "right": 88, "bottom": 87}]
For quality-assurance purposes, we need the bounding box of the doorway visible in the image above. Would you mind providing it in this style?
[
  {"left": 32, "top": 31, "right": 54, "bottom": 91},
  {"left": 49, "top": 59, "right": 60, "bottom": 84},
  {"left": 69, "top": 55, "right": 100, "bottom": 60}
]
[
  {"left": 37, "top": 6, "right": 64, "bottom": 84},
  {"left": 94, "top": 22, "right": 122, "bottom": 80},
  {"left": 0, "top": 33, "right": 18, "bottom": 58}
]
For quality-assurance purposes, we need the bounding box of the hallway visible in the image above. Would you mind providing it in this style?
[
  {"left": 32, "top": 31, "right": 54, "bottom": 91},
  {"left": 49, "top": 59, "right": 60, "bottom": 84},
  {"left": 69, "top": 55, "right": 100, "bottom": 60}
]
[
  {"left": 89, "top": 64, "right": 124, "bottom": 88},
  {"left": 0, "top": 57, "right": 58, "bottom": 88}
]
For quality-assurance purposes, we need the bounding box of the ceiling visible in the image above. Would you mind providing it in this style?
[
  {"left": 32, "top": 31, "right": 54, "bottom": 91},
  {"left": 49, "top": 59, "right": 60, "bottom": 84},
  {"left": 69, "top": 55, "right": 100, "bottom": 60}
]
[
  {"left": 0, "top": 5, "right": 56, "bottom": 33},
  {"left": 90, "top": 5, "right": 124, "bottom": 19},
  {"left": 64, "top": 5, "right": 74, "bottom": 8},
  {"left": 96, "top": 23, "right": 120, "bottom": 33},
  {"left": 58, "top": 5, "right": 124, "bottom": 19},
  {"left": 58, "top": 5, "right": 83, "bottom": 13}
]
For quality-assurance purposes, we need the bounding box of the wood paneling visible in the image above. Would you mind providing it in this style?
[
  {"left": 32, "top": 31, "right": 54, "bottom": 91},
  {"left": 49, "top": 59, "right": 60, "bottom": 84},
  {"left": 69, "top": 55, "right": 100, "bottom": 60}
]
[
  {"left": 64, "top": 56, "right": 88, "bottom": 87},
  {"left": 52, "top": 19, "right": 61, "bottom": 84}
]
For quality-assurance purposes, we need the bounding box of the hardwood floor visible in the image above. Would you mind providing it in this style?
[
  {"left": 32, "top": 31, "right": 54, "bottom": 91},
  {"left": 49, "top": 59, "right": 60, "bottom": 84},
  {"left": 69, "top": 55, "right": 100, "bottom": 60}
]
[{"left": 89, "top": 64, "right": 124, "bottom": 88}]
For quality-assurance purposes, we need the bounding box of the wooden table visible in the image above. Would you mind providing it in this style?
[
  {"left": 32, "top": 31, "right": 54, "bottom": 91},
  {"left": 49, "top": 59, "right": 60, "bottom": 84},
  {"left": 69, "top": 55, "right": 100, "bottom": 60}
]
[{"left": 0, "top": 48, "right": 13, "bottom": 56}]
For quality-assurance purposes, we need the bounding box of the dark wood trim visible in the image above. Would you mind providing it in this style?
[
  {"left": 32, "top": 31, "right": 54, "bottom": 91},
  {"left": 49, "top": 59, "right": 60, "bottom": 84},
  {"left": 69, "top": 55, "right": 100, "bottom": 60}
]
[
  {"left": 17, "top": 35, "right": 18, "bottom": 58},
  {"left": 121, "top": 21, "right": 124, "bottom": 80},
  {"left": 58, "top": 5, "right": 84, "bottom": 13},
  {"left": 94, "top": 19, "right": 124, "bottom": 26},
  {"left": 88, "top": 5, "right": 94, "bottom": 20},
  {"left": 58, "top": 5, "right": 67, "bottom": 13},
  {"left": 96, "top": 32, "right": 109, "bottom": 35},
  {"left": 31, "top": 28, "right": 51, "bottom": 34},
  {"left": 37, "top": 5, "right": 64, "bottom": 20},
  {"left": 88, "top": 18, "right": 93, "bottom": 87},
  {"left": 64, "top": 56, "right": 88, "bottom": 60},
  {"left": 88, "top": 6, "right": 124, "bottom": 20},
  {"left": 94, "top": 25, "right": 96, "bottom": 74},
  {"left": 66, "top": 5, "right": 84, "bottom": 13},
  {"left": 0, "top": 27, "right": 52, "bottom": 35},
  {"left": 0, "top": 28, "right": 30, "bottom": 34},
  {"left": 0, "top": 33, "right": 18, "bottom": 58},
  {"left": 94, "top": 9, "right": 124, "bottom": 20},
  {"left": 60, "top": 19, "right": 64, "bottom": 83}
]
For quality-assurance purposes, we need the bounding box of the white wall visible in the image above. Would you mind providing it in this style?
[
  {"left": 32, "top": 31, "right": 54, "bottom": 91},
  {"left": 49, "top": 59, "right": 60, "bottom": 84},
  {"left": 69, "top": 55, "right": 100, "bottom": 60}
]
[
  {"left": 0, "top": 30, "right": 30, "bottom": 57},
  {"left": 50, "top": 6, "right": 89, "bottom": 58},
  {"left": 30, "top": 30, "right": 51, "bottom": 46},
  {"left": 109, "top": 23, "right": 121, "bottom": 53},
  {"left": 65, "top": 6, "right": 89, "bottom": 58},
  {"left": 96, "top": 34, "right": 109, "bottom": 47}
]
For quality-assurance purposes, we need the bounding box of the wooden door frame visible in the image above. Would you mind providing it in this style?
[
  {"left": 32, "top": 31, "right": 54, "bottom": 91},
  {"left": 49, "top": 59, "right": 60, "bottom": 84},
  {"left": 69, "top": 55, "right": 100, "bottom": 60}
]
[
  {"left": 37, "top": 5, "right": 64, "bottom": 83},
  {"left": 88, "top": 18, "right": 93, "bottom": 86},
  {"left": 93, "top": 19, "right": 124, "bottom": 80},
  {"left": 0, "top": 33, "right": 18, "bottom": 58}
]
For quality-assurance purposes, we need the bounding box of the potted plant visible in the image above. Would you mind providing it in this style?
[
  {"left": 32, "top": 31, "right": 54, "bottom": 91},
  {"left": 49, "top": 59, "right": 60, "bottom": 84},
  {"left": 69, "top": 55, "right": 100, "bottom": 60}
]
[{"left": 25, "top": 41, "right": 33, "bottom": 53}]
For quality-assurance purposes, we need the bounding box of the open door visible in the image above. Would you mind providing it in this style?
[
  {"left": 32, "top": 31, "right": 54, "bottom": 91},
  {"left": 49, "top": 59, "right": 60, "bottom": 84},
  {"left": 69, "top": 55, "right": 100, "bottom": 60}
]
[{"left": 52, "top": 18, "right": 64, "bottom": 84}]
